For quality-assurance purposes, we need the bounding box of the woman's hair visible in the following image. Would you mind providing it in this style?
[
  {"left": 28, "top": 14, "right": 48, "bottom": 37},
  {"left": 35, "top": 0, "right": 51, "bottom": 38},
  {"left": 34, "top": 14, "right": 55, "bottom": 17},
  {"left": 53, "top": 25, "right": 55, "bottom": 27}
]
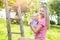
[{"left": 40, "top": 6, "right": 50, "bottom": 28}]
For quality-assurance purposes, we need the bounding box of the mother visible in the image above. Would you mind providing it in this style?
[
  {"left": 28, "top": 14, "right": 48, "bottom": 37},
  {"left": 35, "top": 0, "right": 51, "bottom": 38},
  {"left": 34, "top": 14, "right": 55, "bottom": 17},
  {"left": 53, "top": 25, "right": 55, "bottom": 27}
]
[{"left": 30, "top": 7, "right": 49, "bottom": 40}]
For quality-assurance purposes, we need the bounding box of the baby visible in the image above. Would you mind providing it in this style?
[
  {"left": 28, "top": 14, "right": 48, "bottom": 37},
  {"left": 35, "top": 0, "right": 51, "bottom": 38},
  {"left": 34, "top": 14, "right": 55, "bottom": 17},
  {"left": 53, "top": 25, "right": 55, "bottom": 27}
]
[{"left": 30, "top": 14, "right": 39, "bottom": 27}]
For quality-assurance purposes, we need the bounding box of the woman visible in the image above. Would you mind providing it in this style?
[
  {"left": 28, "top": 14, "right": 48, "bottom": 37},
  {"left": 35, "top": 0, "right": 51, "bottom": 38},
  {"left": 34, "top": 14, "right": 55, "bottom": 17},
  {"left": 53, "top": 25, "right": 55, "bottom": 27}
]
[{"left": 30, "top": 7, "right": 48, "bottom": 40}]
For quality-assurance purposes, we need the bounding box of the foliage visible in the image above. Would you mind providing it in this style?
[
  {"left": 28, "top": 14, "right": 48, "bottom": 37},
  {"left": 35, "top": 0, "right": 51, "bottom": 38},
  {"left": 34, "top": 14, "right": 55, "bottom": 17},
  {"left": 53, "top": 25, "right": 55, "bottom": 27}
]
[
  {"left": 0, "top": 0, "right": 4, "bottom": 9},
  {"left": 50, "top": 20, "right": 56, "bottom": 24},
  {"left": 48, "top": 0, "right": 60, "bottom": 24},
  {"left": 8, "top": 0, "right": 40, "bottom": 24},
  {"left": 23, "top": 0, "right": 40, "bottom": 23},
  {"left": 48, "top": 0, "right": 60, "bottom": 15},
  {"left": 7, "top": 0, "right": 40, "bottom": 12}
]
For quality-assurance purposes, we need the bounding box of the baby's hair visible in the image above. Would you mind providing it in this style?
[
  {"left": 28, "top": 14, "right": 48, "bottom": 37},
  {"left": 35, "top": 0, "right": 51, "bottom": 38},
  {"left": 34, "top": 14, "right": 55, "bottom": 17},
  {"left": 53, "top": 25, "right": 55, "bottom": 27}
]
[{"left": 32, "top": 13, "right": 38, "bottom": 17}]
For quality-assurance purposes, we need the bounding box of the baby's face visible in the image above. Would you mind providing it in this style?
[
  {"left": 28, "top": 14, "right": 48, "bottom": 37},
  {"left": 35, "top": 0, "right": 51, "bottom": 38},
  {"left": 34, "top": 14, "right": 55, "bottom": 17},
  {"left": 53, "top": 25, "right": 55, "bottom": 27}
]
[{"left": 32, "top": 16, "right": 38, "bottom": 21}]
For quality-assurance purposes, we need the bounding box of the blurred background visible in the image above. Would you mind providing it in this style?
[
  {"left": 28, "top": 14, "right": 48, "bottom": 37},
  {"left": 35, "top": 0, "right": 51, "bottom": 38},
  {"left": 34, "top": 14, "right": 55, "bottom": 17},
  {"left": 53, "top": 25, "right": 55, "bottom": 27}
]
[{"left": 0, "top": 0, "right": 60, "bottom": 40}]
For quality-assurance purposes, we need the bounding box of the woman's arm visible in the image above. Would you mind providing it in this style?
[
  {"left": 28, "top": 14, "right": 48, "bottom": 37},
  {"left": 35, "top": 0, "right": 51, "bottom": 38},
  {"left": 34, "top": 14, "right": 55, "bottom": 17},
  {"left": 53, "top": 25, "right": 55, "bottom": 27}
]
[{"left": 30, "top": 23, "right": 43, "bottom": 34}]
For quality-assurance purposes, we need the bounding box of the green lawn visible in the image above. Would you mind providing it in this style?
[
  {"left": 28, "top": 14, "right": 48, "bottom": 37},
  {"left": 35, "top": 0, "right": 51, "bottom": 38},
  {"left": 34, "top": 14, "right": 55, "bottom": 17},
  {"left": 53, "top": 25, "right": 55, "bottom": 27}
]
[{"left": 0, "top": 19, "right": 60, "bottom": 40}]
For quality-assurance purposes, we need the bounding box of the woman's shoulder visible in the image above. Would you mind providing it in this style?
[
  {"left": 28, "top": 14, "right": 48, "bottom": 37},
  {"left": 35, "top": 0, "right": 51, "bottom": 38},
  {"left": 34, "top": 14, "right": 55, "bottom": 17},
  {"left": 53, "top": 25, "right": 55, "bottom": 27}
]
[
  {"left": 38, "top": 18, "right": 45, "bottom": 22},
  {"left": 38, "top": 18, "right": 46, "bottom": 24}
]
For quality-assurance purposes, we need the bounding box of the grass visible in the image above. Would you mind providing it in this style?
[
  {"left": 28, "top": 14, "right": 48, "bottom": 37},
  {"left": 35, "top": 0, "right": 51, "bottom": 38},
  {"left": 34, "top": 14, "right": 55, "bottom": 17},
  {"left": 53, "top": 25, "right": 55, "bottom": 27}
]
[{"left": 0, "top": 19, "right": 60, "bottom": 40}]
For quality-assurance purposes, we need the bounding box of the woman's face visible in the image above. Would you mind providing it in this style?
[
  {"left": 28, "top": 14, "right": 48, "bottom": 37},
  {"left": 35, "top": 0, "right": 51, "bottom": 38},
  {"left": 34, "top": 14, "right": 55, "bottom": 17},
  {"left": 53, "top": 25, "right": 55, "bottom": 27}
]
[{"left": 40, "top": 8, "right": 45, "bottom": 18}]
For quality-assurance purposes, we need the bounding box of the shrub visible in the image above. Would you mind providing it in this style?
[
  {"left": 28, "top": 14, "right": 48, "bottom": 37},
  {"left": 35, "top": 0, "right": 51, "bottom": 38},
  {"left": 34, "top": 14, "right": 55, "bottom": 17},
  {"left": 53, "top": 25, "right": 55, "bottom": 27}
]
[{"left": 50, "top": 20, "right": 56, "bottom": 24}]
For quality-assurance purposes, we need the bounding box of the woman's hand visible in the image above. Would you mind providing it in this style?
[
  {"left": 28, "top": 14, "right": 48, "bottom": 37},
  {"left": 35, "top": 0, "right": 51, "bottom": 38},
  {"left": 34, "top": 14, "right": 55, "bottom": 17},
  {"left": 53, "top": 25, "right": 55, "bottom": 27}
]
[
  {"left": 30, "top": 24, "right": 43, "bottom": 34},
  {"left": 29, "top": 21, "right": 43, "bottom": 34}
]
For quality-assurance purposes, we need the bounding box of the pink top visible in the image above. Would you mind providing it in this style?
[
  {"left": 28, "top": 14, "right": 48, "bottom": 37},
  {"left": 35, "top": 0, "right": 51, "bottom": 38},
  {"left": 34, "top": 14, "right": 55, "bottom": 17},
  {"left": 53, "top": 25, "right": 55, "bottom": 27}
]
[{"left": 35, "top": 18, "right": 47, "bottom": 38}]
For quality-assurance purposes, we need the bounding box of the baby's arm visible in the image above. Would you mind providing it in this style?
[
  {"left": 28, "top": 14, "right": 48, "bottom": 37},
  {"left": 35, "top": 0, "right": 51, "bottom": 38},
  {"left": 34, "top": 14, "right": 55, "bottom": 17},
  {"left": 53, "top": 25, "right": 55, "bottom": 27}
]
[{"left": 30, "top": 23, "right": 43, "bottom": 34}]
